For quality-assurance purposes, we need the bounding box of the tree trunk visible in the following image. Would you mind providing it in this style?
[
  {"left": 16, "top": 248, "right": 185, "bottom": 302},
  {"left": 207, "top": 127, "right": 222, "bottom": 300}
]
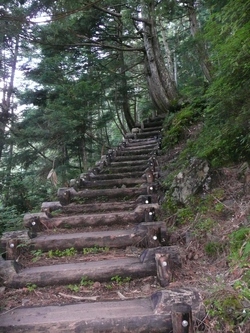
[
  {"left": 117, "top": 10, "right": 135, "bottom": 130},
  {"left": 186, "top": 1, "right": 212, "bottom": 82},
  {"left": 0, "top": 35, "right": 19, "bottom": 160},
  {"left": 141, "top": 1, "right": 178, "bottom": 113}
]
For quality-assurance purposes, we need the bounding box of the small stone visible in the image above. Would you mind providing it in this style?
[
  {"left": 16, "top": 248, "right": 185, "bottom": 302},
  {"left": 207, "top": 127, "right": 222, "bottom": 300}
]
[
  {"left": 22, "top": 298, "right": 30, "bottom": 306},
  {"left": 0, "top": 287, "right": 5, "bottom": 295},
  {"left": 141, "top": 283, "right": 151, "bottom": 293},
  {"left": 93, "top": 281, "right": 101, "bottom": 289}
]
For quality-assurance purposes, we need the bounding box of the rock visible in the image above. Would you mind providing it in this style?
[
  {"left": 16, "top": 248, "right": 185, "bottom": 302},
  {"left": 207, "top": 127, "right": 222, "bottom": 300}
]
[
  {"left": 0, "top": 286, "right": 5, "bottom": 294},
  {"left": 0, "top": 257, "right": 17, "bottom": 286},
  {"left": 171, "top": 157, "right": 210, "bottom": 204},
  {"left": 141, "top": 283, "right": 151, "bottom": 293},
  {"left": 93, "top": 281, "right": 101, "bottom": 289}
]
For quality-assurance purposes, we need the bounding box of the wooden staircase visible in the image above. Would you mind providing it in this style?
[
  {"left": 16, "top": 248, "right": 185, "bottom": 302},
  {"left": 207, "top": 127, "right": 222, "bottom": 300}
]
[{"left": 0, "top": 115, "right": 205, "bottom": 332}]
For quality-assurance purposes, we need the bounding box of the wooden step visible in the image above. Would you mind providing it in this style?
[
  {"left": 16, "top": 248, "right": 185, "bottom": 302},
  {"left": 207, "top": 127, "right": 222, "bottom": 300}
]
[
  {"left": 24, "top": 204, "right": 157, "bottom": 229},
  {"left": 0, "top": 288, "right": 205, "bottom": 333},
  {"left": 142, "top": 126, "right": 163, "bottom": 132},
  {"left": 75, "top": 177, "right": 145, "bottom": 189},
  {"left": 110, "top": 159, "right": 148, "bottom": 167},
  {"left": 114, "top": 154, "right": 149, "bottom": 161},
  {"left": 101, "top": 164, "right": 147, "bottom": 174},
  {"left": 10, "top": 220, "right": 165, "bottom": 252},
  {"left": 41, "top": 200, "right": 138, "bottom": 214},
  {"left": 117, "top": 143, "right": 158, "bottom": 152},
  {"left": 57, "top": 186, "right": 152, "bottom": 205},
  {"left": 134, "top": 130, "right": 161, "bottom": 139},
  {"left": 86, "top": 171, "right": 144, "bottom": 180},
  {"left": 4, "top": 246, "right": 180, "bottom": 288}
]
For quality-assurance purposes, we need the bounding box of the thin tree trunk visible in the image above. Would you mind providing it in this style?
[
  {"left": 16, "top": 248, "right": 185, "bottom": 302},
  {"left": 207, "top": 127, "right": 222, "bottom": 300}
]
[
  {"left": 186, "top": 1, "right": 212, "bottom": 82},
  {"left": 0, "top": 35, "right": 19, "bottom": 160}
]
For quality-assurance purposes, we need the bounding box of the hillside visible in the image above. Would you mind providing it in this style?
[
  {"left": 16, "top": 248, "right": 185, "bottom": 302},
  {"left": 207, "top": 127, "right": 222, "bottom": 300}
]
[{"left": 0, "top": 114, "right": 249, "bottom": 332}]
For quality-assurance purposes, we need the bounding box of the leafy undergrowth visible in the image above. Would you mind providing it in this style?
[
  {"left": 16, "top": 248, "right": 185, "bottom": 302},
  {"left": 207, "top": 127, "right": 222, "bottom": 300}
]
[{"left": 159, "top": 122, "right": 250, "bottom": 332}]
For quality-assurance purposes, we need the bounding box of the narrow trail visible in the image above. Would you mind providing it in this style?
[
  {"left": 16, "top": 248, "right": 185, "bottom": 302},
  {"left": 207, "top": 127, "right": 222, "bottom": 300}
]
[{"left": 0, "top": 115, "right": 205, "bottom": 332}]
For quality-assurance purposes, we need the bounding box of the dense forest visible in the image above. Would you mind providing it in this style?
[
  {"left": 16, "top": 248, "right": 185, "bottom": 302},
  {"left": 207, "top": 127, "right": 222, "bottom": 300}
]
[
  {"left": 0, "top": 0, "right": 250, "bottom": 228},
  {"left": 1, "top": 1, "right": 250, "bottom": 331}
]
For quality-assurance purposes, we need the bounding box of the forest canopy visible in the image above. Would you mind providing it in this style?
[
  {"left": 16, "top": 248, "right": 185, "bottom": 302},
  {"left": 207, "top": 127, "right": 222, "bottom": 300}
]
[{"left": 0, "top": 0, "right": 250, "bottom": 219}]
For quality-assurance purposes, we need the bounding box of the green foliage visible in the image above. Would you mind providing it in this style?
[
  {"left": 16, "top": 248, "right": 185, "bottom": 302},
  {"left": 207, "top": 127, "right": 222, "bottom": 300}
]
[
  {"left": 205, "top": 241, "right": 224, "bottom": 257},
  {"left": 205, "top": 289, "right": 244, "bottom": 328},
  {"left": 0, "top": 206, "right": 23, "bottom": 236},
  {"left": 26, "top": 283, "right": 37, "bottom": 292},
  {"left": 82, "top": 246, "right": 109, "bottom": 255},
  {"left": 80, "top": 276, "right": 93, "bottom": 287},
  {"left": 196, "top": 218, "right": 217, "bottom": 233},
  {"left": 111, "top": 275, "right": 131, "bottom": 285},
  {"left": 162, "top": 105, "right": 201, "bottom": 150},
  {"left": 47, "top": 247, "right": 77, "bottom": 258},
  {"left": 67, "top": 284, "right": 80, "bottom": 292},
  {"left": 229, "top": 227, "right": 250, "bottom": 264},
  {"left": 187, "top": 0, "right": 250, "bottom": 167},
  {"left": 67, "top": 276, "right": 93, "bottom": 292},
  {"left": 31, "top": 249, "right": 43, "bottom": 262}
]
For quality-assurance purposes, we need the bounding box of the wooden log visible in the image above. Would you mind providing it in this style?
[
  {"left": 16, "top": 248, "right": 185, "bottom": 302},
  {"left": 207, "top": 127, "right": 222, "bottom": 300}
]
[
  {"left": 57, "top": 187, "right": 148, "bottom": 205},
  {"left": 6, "top": 239, "right": 21, "bottom": 260},
  {"left": 41, "top": 201, "right": 62, "bottom": 213},
  {"left": 114, "top": 154, "right": 149, "bottom": 161},
  {"left": 23, "top": 213, "right": 48, "bottom": 233},
  {"left": 142, "top": 126, "right": 162, "bottom": 132},
  {"left": 155, "top": 253, "right": 173, "bottom": 287},
  {"left": 0, "top": 256, "right": 17, "bottom": 285},
  {"left": 30, "top": 229, "right": 144, "bottom": 251},
  {"left": 135, "top": 222, "right": 169, "bottom": 247},
  {"left": 87, "top": 171, "right": 144, "bottom": 180},
  {"left": 140, "top": 246, "right": 181, "bottom": 268},
  {"left": 143, "top": 120, "right": 164, "bottom": 128},
  {"left": 151, "top": 288, "right": 205, "bottom": 322},
  {"left": 116, "top": 148, "right": 155, "bottom": 156},
  {"left": 110, "top": 160, "right": 147, "bottom": 167},
  {"left": 144, "top": 207, "right": 156, "bottom": 222},
  {"left": 133, "top": 130, "right": 160, "bottom": 139},
  {"left": 6, "top": 257, "right": 157, "bottom": 288},
  {"left": 125, "top": 138, "right": 157, "bottom": 146},
  {"left": 136, "top": 194, "right": 158, "bottom": 204},
  {"left": 103, "top": 165, "right": 147, "bottom": 173},
  {"left": 171, "top": 303, "right": 194, "bottom": 333},
  {"left": 142, "top": 168, "right": 155, "bottom": 183},
  {"left": 57, "top": 201, "right": 137, "bottom": 215},
  {"left": 1, "top": 230, "right": 30, "bottom": 255},
  {"left": 24, "top": 210, "right": 143, "bottom": 229},
  {"left": 74, "top": 177, "right": 145, "bottom": 189},
  {"left": 0, "top": 288, "right": 204, "bottom": 333}
]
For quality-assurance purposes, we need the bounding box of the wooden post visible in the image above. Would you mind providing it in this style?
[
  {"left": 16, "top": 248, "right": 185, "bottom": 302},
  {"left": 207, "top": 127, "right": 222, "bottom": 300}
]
[
  {"left": 155, "top": 253, "right": 172, "bottom": 287},
  {"left": 6, "top": 239, "right": 21, "bottom": 260},
  {"left": 171, "top": 303, "right": 194, "bottom": 333},
  {"left": 144, "top": 207, "right": 155, "bottom": 222},
  {"left": 147, "top": 185, "right": 155, "bottom": 195}
]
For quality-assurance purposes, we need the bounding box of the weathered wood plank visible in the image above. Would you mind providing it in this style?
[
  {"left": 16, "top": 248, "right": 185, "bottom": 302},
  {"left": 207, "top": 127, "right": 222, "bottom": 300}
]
[
  {"left": 4, "top": 245, "right": 180, "bottom": 288},
  {"left": 30, "top": 229, "right": 143, "bottom": 251},
  {"left": 25, "top": 204, "right": 159, "bottom": 229},
  {"left": 57, "top": 186, "right": 148, "bottom": 205},
  {"left": 0, "top": 288, "right": 204, "bottom": 333},
  {"left": 42, "top": 201, "right": 137, "bottom": 215},
  {"left": 87, "top": 171, "right": 144, "bottom": 180},
  {"left": 24, "top": 210, "right": 143, "bottom": 229},
  {"left": 75, "top": 177, "right": 145, "bottom": 189},
  {"left": 5, "top": 257, "right": 156, "bottom": 288}
]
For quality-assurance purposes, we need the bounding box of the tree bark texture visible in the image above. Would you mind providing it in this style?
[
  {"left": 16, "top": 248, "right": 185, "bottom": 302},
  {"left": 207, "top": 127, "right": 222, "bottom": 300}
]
[{"left": 141, "top": 1, "right": 178, "bottom": 113}]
